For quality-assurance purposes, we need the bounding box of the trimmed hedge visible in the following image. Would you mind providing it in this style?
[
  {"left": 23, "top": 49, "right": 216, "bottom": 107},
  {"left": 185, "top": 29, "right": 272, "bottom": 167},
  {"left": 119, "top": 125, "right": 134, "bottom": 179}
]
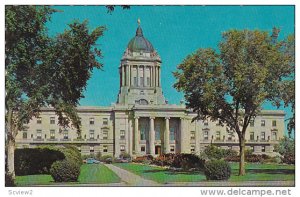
[
  {"left": 204, "top": 160, "right": 231, "bottom": 180},
  {"left": 15, "top": 148, "right": 65, "bottom": 176},
  {"left": 50, "top": 159, "right": 80, "bottom": 182},
  {"left": 202, "top": 145, "right": 238, "bottom": 160},
  {"left": 171, "top": 154, "right": 205, "bottom": 170}
]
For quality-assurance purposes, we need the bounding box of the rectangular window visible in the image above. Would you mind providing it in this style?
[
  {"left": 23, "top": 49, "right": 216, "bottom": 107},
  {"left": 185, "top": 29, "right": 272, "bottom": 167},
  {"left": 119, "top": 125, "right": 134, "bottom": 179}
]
[
  {"left": 140, "top": 77, "right": 144, "bottom": 86},
  {"left": 155, "top": 125, "right": 160, "bottom": 140},
  {"left": 103, "top": 130, "right": 108, "bottom": 140},
  {"left": 170, "top": 127, "right": 175, "bottom": 141},
  {"left": 250, "top": 119, "right": 254, "bottom": 127},
  {"left": 227, "top": 132, "right": 234, "bottom": 141},
  {"left": 103, "top": 118, "right": 108, "bottom": 125},
  {"left": 216, "top": 120, "right": 221, "bottom": 126},
  {"left": 170, "top": 145, "right": 175, "bottom": 152},
  {"left": 250, "top": 132, "right": 255, "bottom": 141},
  {"left": 216, "top": 131, "right": 221, "bottom": 141},
  {"left": 103, "top": 145, "right": 108, "bottom": 153},
  {"left": 50, "top": 117, "right": 55, "bottom": 124},
  {"left": 36, "top": 130, "right": 42, "bottom": 139},
  {"left": 140, "top": 127, "right": 146, "bottom": 140},
  {"left": 272, "top": 120, "right": 277, "bottom": 127},
  {"left": 204, "top": 130, "right": 209, "bottom": 140},
  {"left": 141, "top": 146, "right": 146, "bottom": 152},
  {"left": 63, "top": 130, "right": 68, "bottom": 140},
  {"left": 191, "top": 145, "right": 195, "bottom": 153},
  {"left": 204, "top": 120, "right": 208, "bottom": 126},
  {"left": 261, "top": 132, "right": 265, "bottom": 141},
  {"left": 90, "top": 118, "right": 94, "bottom": 125},
  {"left": 147, "top": 77, "right": 150, "bottom": 86},
  {"left": 120, "top": 130, "right": 125, "bottom": 140},
  {"left": 37, "top": 117, "right": 42, "bottom": 124},
  {"left": 190, "top": 131, "right": 195, "bottom": 140},
  {"left": 120, "top": 145, "right": 125, "bottom": 152},
  {"left": 134, "top": 77, "right": 137, "bottom": 86},
  {"left": 89, "top": 130, "right": 95, "bottom": 139},
  {"left": 90, "top": 146, "right": 94, "bottom": 153},
  {"left": 261, "top": 120, "right": 265, "bottom": 127},
  {"left": 23, "top": 132, "right": 27, "bottom": 139},
  {"left": 262, "top": 146, "right": 266, "bottom": 152},
  {"left": 272, "top": 131, "right": 277, "bottom": 141},
  {"left": 50, "top": 130, "right": 55, "bottom": 139}
]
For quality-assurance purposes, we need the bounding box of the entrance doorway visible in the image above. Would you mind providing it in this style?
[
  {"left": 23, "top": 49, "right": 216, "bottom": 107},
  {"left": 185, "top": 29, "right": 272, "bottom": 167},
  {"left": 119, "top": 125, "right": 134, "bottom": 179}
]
[{"left": 155, "top": 145, "right": 161, "bottom": 155}]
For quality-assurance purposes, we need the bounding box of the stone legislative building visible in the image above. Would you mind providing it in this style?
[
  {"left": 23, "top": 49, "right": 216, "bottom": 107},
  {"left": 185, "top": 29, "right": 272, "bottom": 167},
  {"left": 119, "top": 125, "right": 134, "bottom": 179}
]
[{"left": 16, "top": 22, "right": 285, "bottom": 157}]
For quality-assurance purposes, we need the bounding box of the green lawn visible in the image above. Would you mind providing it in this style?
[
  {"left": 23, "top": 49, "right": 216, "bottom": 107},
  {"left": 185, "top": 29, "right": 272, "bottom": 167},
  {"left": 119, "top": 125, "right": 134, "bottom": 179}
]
[
  {"left": 16, "top": 164, "right": 121, "bottom": 186},
  {"left": 114, "top": 162, "right": 295, "bottom": 184}
]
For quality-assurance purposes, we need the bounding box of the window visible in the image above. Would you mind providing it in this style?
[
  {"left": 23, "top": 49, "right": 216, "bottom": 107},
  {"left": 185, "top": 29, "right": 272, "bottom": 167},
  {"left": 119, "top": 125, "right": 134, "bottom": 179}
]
[
  {"left": 272, "top": 120, "right": 277, "bottom": 127},
  {"left": 261, "top": 132, "right": 265, "bottom": 141},
  {"left": 23, "top": 132, "right": 27, "bottom": 139},
  {"left": 170, "top": 145, "right": 175, "bottom": 152},
  {"left": 250, "top": 119, "right": 254, "bottom": 127},
  {"left": 103, "top": 130, "right": 108, "bottom": 140},
  {"left": 134, "top": 77, "right": 137, "bottom": 86},
  {"left": 140, "top": 127, "right": 146, "bottom": 140},
  {"left": 78, "top": 146, "right": 81, "bottom": 153},
  {"left": 272, "top": 131, "right": 277, "bottom": 141},
  {"left": 147, "top": 77, "right": 150, "bottom": 86},
  {"left": 31, "top": 134, "right": 33, "bottom": 139},
  {"left": 261, "top": 120, "right": 265, "bottom": 127},
  {"left": 141, "top": 146, "right": 146, "bottom": 152},
  {"left": 204, "top": 120, "right": 208, "bottom": 126},
  {"left": 190, "top": 131, "right": 195, "bottom": 140},
  {"left": 120, "top": 145, "right": 125, "bottom": 152},
  {"left": 140, "top": 77, "right": 144, "bottom": 86},
  {"left": 250, "top": 132, "right": 255, "bottom": 141},
  {"left": 103, "top": 145, "right": 108, "bottom": 153},
  {"left": 89, "top": 130, "right": 95, "bottom": 139},
  {"left": 36, "top": 130, "right": 42, "bottom": 139},
  {"left": 155, "top": 125, "right": 160, "bottom": 140},
  {"left": 89, "top": 118, "right": 94, "bottom": 125},
  {"left": 227, "top": 132, "right": 234, "bottom": 141},
  {"left": 191, "top": 145, "right": 195, "bottom": 153},
  {"left": 37, "top": 117, "right": 42, "bottom": 124},
  {"left": 63, "top": 130, "right": 68, "bottom": 140},
  {"left": 103, "top": 118, "right": 108, "bottom": 125},
  {"left": 216, "top": 131, "right": 221, "bottom": 141},
  {"left": 204, "top": 130, "right": 209, "bottom": 140},
  {"left": 262, "top": 146, "right": 266, "bottom": 152},
  {"left": 50, "top": 130, "right": 55, "bottom": 139},
  {"left": 50, "top": 117, "right": 55, "bottom": 124},
  {"left": 170, "top": 127, "right": 175, "bottom": 141},
  {"left": 120, "top": 130, "right": 125, "bottom": 140},
  {"left": 90, "top": 146, "right": 94, "bottom": 153},
  {"left": 250, "top": 146, "right": 255, "bottom": 152},
  {"left": 216, "top": 120, "right": 221, "bottom": 126}
]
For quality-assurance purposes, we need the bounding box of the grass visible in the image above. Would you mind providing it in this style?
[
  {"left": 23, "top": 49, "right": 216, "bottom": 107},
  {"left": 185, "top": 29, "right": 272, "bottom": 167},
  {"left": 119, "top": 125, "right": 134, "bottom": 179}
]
[
  {"left": 114, "top": 162, "right": 295, "bottom": 184},
  {"left": 16, "top": 164, "right": 121, "bottom": 186}
]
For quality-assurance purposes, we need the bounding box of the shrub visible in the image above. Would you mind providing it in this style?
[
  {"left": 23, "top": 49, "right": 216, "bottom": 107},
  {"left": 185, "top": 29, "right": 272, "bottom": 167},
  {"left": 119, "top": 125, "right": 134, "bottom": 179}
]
[
  {"left": 61, "top": 145, "right": 82, "bottom": 166},
  {"left": 274, "top": 137, "right": 295, "bottom": 164},
  {"left": 119, "top": 152, "right": 131, "bottom": 160},
  {"left": 15, "top": 148, "right": 65, "bottom": 176},
  {"left": 151, "top": 153, "right": 175, "bottom": 166},
  {"left": 204, "top": 160, "right": 231, "bottom": 180},
  {"left": 95, "top": 152, "right": 102, "bottom": 160},
  {"left": 100, "top": 155, "right": 114, "bottom": 163},
  {"left": 132, "top": 155, "right": 153, "bottom": 164},
  {"left": 202, "top": 145, "right": 238, "bottom": 160},
  {"left": 50, "top": 159, "right": 80, "bottom": 182},
  {"left": 5, "top": 172, "right": 15, "bottom": 187},
  {"left": 282, "top": 153, "right": 295, "bottom": 164},
  {"left": 171, "top": 153, "right": 205, "bottom": 171}
]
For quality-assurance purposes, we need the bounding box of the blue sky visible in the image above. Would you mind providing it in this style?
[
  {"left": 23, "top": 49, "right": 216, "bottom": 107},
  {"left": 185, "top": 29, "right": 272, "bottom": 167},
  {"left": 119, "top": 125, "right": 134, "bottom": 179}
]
[{"left": 46, "top": 5, "right": 294, "bottom": 135}]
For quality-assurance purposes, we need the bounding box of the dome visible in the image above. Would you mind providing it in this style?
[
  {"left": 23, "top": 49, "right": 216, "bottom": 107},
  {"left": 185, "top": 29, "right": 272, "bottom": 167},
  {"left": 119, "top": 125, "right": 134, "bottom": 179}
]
[{"left": 127, "top": 26, "right": 154, "bottom": 53}]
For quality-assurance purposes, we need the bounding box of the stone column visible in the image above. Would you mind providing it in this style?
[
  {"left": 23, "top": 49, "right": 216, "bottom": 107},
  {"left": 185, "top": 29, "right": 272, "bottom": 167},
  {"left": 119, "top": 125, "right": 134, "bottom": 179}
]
[
  {"left": 159, "top": 67, "right": 161, "bottom": 87},
  {"left": 164, "top": 117, "right": 170, "bottom": 153},
  {"left": 180, "top": 118, "right": 186, "bottom": 153},
  {"left": 128, "top": 65, "right": 131, "bottom": 86},
  {"left": 149, "top": 117, "right": 155, "bottom": 155},
  {"left": 144, "top": 66, "right": 147, "bottom": 87},
  {"left": 156, "top": 66, "right": 158, "bottom": 87},
  {"left": 121, "top": 65, "right": 125, "bottom": 87},
  {"left": 152, "top": 66, "right": 154, "bottom": 87},
  {"left": 195, "top": 120, "right": 200, "bottom": 155},
  {"left": 137, "top": 65, "right": 139, "bottom": 87},
  {"left": 126, "top": 65, "right": 129, "bottom": 86},
  {"left": 134, "top": 117, "right": 139, "bottom": 155},
  {"left": 128, "top": 118, "right": 133, "bottom": 156}
]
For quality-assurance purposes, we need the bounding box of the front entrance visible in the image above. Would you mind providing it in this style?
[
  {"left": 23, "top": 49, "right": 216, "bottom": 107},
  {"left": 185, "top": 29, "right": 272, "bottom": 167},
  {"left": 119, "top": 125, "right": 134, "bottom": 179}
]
[{"left": 155, "top": 145, "right": 161, "bottom": 155}]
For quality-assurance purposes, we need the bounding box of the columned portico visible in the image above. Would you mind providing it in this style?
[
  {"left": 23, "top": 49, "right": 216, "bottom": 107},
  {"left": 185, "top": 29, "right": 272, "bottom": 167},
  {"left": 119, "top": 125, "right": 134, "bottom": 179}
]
[
  {"left": 134, "top": 117, "right": 139, "bottom": 155},
  {"left": 149, "top": 117, "right": 155, "bottom": 155},
  {"left": 164, "top": 117, "right": 170, "bottom": 153}
]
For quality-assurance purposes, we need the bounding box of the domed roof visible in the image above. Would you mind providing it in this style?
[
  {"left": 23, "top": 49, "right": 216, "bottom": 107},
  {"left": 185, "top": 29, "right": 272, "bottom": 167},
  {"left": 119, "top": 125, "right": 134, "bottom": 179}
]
[{"left": 127, "top": 26, "right": 154, "bottom": 53}]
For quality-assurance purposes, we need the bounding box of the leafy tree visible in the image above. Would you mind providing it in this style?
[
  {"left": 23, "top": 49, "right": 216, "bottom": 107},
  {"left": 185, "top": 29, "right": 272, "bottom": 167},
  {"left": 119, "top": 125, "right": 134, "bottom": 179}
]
[
  {"left": 5, "top": 5, "right": 106, "bottom": 179},
  {"left": 274, "top": 136, "right": 295, "bottom": 156},
  {"left": 174, "top": 28, "right": 293, "bottom": 175},
  {"left": 105, "top": 5, "right": 130, "bottom": 13}
]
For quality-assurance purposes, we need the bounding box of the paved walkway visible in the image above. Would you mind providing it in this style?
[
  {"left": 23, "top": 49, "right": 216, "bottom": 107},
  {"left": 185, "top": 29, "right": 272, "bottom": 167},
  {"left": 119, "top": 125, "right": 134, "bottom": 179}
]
[{"left": 104, "top": 164, "right": 160, "bottom": 186}]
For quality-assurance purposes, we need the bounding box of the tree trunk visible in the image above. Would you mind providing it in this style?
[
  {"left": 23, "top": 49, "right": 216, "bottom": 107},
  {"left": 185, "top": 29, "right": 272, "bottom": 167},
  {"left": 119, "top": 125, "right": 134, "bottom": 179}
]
[
  {"left": 239, "top": 138, "right": 246, "bottom": 176},
  {"left": 6, "top": 108, "right": 16, "bottom": 180}
]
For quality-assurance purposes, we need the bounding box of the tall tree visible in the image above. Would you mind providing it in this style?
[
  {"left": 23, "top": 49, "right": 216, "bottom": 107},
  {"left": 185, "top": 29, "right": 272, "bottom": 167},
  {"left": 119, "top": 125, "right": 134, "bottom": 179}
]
[
  {"left": 5, "top": 5, "right": 106, "bottom": 179},
  {"left": 174, "top": 29, "right": 293, "bottom": 175}
]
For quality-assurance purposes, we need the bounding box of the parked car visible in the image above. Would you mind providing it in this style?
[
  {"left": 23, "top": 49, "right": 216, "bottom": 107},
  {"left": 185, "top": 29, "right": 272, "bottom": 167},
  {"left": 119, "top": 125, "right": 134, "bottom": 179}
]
[
  {"left": 105, "top": 158, "right": 112, "bottom": 164},
  {"left": 86, "top": 158, "right": 100, "bottom": 164}
]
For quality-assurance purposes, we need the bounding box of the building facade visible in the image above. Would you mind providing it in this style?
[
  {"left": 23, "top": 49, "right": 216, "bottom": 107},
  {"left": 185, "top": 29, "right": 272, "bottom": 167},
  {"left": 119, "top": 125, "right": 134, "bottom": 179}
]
[{"left": 16, "top": 23, "right": 285, "bottom": 157}]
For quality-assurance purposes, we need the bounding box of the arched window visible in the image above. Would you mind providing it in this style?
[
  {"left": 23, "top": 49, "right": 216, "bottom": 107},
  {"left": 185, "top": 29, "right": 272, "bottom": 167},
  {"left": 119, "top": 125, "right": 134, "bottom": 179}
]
[{"left": 135, "top": 99, "right": 148, "bottom": 105}]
